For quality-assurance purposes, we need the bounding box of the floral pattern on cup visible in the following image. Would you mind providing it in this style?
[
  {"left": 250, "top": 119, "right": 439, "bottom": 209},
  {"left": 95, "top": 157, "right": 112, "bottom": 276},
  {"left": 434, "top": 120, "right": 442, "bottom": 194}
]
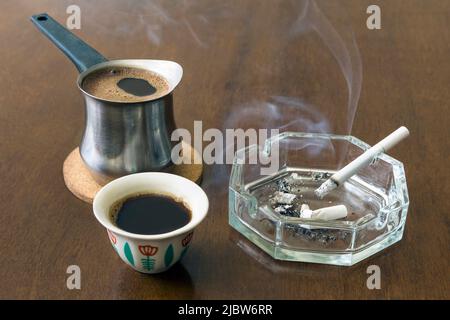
[
  {"left": 139, "top": 245, "right": 158, "bottom": 271},
  {"left": 182, "top": 232, "right": 193, "bottom": 247},
  {"left": 107, "top": 229, "right": 117, "bottom": 245}
]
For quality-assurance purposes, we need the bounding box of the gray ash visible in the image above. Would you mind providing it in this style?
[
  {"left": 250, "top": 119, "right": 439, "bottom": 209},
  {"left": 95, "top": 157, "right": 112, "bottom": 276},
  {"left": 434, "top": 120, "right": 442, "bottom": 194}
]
[
  {"left": 277, "top": 206, "right": 301, "bottom": 217},
  {"left": 271, "top": 177, "right": 301, "bottom": 215},
  {"left": 312, "top": 172, "right": 331, "bottom": 181},
  {"left": 284, "top": 224, "right": 349, "bottom": 245},
  {"left": 268, "top": 174, "right": 348, "bottom": 245},
  {"left": 275, "top": 178, "right": 291, "bottom": 193}
]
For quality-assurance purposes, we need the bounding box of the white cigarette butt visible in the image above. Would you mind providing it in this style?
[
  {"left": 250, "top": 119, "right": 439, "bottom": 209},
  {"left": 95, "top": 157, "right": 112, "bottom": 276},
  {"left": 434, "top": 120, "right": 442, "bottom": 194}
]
[
  {"left": 312, "top": 205, "right": 348, "bottom": 220},
  {"left": 300, "top": 204, "right": 310, "bottom": 212},
  {"left": 299, "top": 204, "right": 348, "bottom": 221}
]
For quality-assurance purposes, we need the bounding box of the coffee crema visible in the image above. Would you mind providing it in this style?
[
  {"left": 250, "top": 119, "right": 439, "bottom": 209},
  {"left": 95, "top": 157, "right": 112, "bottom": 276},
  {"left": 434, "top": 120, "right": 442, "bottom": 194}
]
[
  {"left": 110, "top": 193, "right": 191, "bottom": 235},
  {"left": 82, "top": 67, "right": 170, "bottom": 102}
]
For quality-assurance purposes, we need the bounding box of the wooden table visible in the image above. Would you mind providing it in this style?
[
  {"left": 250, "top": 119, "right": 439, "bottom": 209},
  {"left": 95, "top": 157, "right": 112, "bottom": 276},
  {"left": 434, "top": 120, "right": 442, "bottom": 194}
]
[{"left": 1, "top": 0, "right": 448, "bottom": 299}]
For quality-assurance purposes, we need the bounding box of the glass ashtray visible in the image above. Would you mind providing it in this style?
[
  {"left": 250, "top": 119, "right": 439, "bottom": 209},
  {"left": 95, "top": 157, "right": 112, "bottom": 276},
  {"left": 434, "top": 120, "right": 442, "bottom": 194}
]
[{"left": 229, "top": 132, "right": 409, "bottom": 266}]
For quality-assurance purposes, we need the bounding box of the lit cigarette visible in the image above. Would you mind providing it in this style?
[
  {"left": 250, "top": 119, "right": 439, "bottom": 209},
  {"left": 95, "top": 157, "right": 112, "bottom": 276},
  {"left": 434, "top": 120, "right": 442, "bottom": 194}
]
[
  {"left": 314, "top": 126, "right": 409, "bottom": 198},
  {"left": 300, "top": 204, "right": 348, "bottom": 220}
]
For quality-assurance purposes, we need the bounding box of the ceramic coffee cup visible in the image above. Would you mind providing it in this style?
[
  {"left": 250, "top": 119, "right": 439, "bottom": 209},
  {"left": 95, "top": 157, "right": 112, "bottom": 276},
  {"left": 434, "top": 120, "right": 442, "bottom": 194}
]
[{"left": 93, "top": 172, "right": 209, "bottom": 273}]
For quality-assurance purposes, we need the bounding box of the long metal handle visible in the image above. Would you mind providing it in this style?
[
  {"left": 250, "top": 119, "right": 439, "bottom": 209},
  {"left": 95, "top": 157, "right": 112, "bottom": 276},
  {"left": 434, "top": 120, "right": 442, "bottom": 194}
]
[{"left": 30, "top": 13, "right": 107, "bottom": 72}]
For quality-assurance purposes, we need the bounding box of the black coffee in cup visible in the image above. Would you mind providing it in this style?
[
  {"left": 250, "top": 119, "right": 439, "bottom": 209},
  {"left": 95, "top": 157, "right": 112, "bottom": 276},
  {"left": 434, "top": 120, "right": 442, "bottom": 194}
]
[{"left": 110, "top": 194, "right": 191, "bottom": 235}]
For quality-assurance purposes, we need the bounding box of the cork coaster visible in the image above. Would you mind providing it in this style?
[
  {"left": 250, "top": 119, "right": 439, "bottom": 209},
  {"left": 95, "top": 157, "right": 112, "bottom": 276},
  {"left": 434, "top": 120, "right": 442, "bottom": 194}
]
[{"left": 63, "top": 142, "right": 203, "bottom": 203}]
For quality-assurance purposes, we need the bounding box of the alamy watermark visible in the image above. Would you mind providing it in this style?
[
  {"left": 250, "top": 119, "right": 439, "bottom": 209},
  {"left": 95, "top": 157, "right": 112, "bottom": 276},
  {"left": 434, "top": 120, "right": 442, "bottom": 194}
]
[
  {"left": 366, "top": 5, "right": 381, "bottom": 30},
  {"left": 66, "top": 265, "right": 81, "bottom": 290},
  {"left": 366, "top": 265, "right": 381, "bottom": 289},
  {"left": 66, "top": 5, "right": 81, "bottom": 30},
  {"left": 171, "top": 121, "right": 280, "bottom": 175}
]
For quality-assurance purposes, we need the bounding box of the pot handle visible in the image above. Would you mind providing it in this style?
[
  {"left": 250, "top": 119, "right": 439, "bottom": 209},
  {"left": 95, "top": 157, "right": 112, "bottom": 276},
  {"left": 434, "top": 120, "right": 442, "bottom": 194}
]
[{"left": 30, "top": 13, "right": 108, "bottom": 73}]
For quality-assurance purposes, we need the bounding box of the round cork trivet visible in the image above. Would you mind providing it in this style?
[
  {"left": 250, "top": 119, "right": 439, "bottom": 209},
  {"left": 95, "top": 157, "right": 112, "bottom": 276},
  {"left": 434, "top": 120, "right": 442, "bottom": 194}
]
[{"left": 63, "top": 142, "right": 203, "bottom": 203}]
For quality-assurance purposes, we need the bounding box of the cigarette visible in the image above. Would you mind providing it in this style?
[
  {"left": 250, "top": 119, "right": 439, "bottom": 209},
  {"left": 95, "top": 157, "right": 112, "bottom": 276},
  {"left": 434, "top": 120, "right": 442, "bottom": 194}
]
[
  {"left": 300, "top": 204, "right": 348, "bottom": 220},
  {"left": 314, "top": 126, "right": 409, "bottom": 198}
]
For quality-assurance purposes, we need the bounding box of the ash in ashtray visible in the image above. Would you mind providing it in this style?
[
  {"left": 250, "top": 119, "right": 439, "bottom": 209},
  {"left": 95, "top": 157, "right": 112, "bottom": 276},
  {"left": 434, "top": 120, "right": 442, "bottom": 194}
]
[
  {"left": 247, "top": 170, "right": 382, "bottom": 248},
  {"left": 270, "top": 175, "right": 304, "bottom": 216},
  {"left": 284, "top": 223, "right": 350, "bottom": 245},
  {"left": 268, "top": 174, "right": 349, "bottom": 245},
  {"left": 275, "top": 178, "right": 290, "bottom": 193},
  {"left": 312, "top": 172, "right": 332, "bottom": 181}
]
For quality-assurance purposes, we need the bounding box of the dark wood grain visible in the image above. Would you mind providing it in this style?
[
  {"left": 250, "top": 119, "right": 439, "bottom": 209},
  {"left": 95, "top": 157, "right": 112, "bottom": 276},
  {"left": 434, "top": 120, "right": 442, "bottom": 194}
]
[{"left": 0, "top": 0, "right": 448, "bottom": 299}]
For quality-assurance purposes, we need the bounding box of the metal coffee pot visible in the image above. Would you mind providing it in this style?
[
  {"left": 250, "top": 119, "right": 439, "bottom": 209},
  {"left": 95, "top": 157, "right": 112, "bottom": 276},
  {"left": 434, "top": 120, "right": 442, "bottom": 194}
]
[{"left": 31, "top": 13, "right": 182, "bottom": 184}]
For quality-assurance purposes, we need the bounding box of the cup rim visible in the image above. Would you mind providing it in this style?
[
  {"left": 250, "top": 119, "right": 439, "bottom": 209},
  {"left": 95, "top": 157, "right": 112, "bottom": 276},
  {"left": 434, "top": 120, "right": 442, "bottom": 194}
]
[{"left": 93, "top": 172, "right": 208, "bottom": 240}]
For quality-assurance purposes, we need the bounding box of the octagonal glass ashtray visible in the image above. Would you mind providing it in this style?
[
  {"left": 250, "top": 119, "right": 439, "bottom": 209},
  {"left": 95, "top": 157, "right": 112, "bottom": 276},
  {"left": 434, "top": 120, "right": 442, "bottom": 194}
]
[{"left": 229, "top": 132, "right": 409, "bottom": 266}]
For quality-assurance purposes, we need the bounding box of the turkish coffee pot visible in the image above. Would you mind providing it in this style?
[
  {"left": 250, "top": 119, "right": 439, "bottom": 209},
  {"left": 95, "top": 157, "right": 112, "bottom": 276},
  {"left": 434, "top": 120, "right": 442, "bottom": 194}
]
[{"left": 31, "top": 13, "right": 183, "bottom": 184}]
